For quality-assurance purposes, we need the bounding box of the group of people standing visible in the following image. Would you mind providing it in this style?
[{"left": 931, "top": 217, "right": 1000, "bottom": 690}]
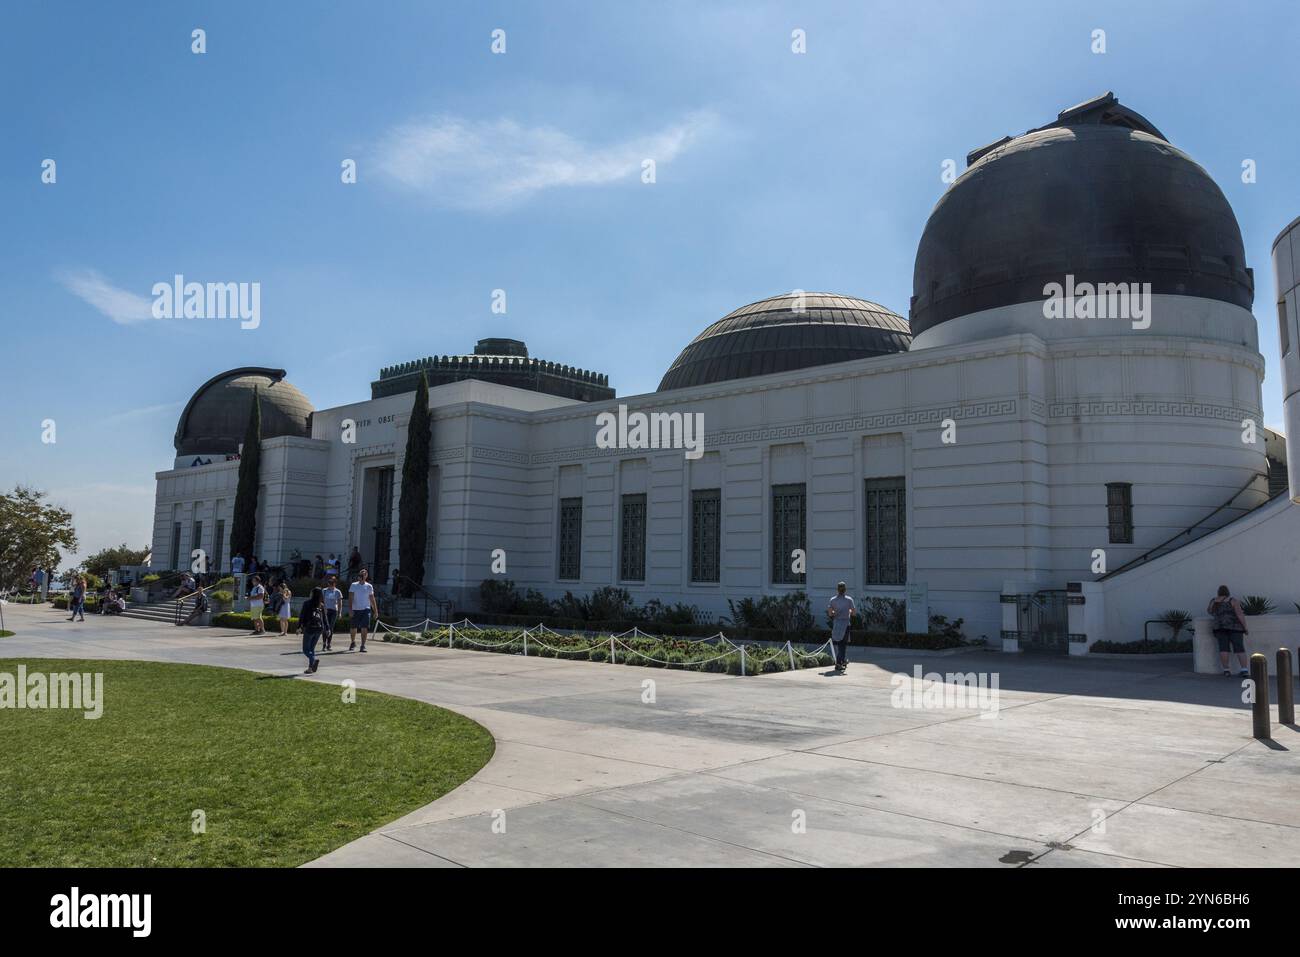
[{"left": 241, "top": 559, "right": 377, "bottom": 676}]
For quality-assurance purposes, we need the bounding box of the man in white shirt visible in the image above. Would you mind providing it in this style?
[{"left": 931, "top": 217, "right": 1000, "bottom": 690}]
[
  {"left": 348, "top": 567, "right": 377, "bottom": 653},
  {"left": 231, "top": 554, "right": 246, "bottom": 575},
  {"left": 826, "top": 582, "right": 857, "bottom": 674},
  {"left": 322, "top": 576, "right": 343, "bottom": 651}
]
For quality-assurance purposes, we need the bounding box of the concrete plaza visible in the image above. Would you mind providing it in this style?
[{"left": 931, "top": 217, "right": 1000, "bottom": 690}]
[{"left": 2, "top": 602, "right": 1297, "bottom": 867}]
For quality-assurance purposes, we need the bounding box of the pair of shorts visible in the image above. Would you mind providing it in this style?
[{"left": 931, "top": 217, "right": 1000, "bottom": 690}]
[
  {"left": 249, "top": 603, "right": 264, "bottom": 620},
  {"left": 351, "top": 608, "right": 371, "bottom": 631},
  {"left": 1213, "top": 629, "right": 1245, "bottom": 653}
]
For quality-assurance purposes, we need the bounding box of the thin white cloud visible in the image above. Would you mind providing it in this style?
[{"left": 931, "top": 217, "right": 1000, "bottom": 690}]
[
  {"left": 104, "top": 402, "right": 184, "bottom": 424},
  {"left": 57, "top": 268, "right": 153, "bottom": 325},
  {"left": 373, "top": 110, "right": 717, "bottom": 209}
]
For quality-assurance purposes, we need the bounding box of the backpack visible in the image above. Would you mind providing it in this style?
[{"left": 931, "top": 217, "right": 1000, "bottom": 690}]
[
  {"left": 302, "top": 601, "right": 324, "bottom": 633},
  {"left": 1212, "top": 598, "right": 1241, "bottom": 632}
]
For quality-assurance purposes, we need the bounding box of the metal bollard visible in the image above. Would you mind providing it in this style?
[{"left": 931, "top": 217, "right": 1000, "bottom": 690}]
[
  {"left": 1250, "top": 653, "right": 1270, "bottom": 740},
  {"left": 1277, "top": 648, "right": 1295, "bottom": 725}
]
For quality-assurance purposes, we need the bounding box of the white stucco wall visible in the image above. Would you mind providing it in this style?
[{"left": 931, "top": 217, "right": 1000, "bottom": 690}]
[{"left": 151, "top": 293, "right": 1267, "bottom": 646}]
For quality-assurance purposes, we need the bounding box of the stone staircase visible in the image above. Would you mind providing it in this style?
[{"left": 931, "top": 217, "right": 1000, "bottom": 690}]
[
  {"left": 389, "top": 596, "right": 455, "bottom": 624},
  {"left": 121, "top": 598, "right": 188, "bottom": 625}
]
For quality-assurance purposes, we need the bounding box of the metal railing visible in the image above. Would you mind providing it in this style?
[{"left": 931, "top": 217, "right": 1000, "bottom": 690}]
[
  {"left": 391, "top": 574, "right": 454, "bottom": 622},
  {"left": 1098, "top": 472, "right": 1267, "bottom": 581}
]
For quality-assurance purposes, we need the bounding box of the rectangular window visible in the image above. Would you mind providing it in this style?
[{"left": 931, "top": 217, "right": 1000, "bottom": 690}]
[
  {"left": 1106, "top": 482, "right": 1133, "bottom": 544},
  {"left": 558, "top": 497, "right": 583, "bottom": 581},
  {"left": 771, "top": 483, "right": 806, "bottom": 584},
  {"left": 1279, "top": 300, "right": 1291, "bottom": 357},
  {"left": 619, "top": 494, "right": 647, "bottom": 582},
  {"left": 865, "top": 477, "right": 907, "bottom": 585},
  {"left": 192, "top": 520, "right": 203, "bottom": 569},
  {"left": 690, "top": 489, "right": 721, "bottom": 583},
  {"left": 213, "top": 519, "right": 225, "bottom": 572},
  {"left": 170, "top": 523, "right": 181, "bottom": 570}
]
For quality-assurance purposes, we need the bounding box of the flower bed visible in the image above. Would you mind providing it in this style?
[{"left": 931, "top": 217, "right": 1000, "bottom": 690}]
[
  {"left": 450, "top": 613, "right": 970, "bottom": 650},
  {"left": 382, "top": 625, "right": 834, "bottom": 675}
]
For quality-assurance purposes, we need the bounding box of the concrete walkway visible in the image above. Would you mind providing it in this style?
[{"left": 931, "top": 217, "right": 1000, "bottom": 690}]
[{"left": 3, "top": 602, "right": 1297, "bottom": 867}]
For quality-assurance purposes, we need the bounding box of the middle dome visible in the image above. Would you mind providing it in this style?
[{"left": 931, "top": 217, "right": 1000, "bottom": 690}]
[{"left": 657, "top": 293, "right": 911, "bottom": 392}]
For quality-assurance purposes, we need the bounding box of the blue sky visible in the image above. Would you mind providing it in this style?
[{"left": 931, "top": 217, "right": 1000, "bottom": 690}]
[{"left": 2, "top": 0, "right": 1297, "bottom": 566}]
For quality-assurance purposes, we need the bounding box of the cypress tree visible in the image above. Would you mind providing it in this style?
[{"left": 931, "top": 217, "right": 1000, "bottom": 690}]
[
  {"left": 229, "top": 387, "right": 262, "bottom": 566},
  {"left": 397, "top": 373, "right": 431, "bottom": 596}
]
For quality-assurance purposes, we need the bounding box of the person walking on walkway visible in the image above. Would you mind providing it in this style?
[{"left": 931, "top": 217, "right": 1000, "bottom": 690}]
[
  {"left": 826, "top": 581, "right": 856, "bottom": 674},
  {"left": 348, "top": 567, "right": 376, "bottom": 653},
  {"left": 321, "top": 575, "right": 342, "bottom": 651},
  {"left": 248, "top": 575, "right": 267, "bottom": 635},
  {"left": 1208, "top": 585, "right": 1250, "bottom": 677},
  {"left": 300, "top": 586, "right": 326, "bottom": 674},
  {"left": 67, "top": 576, "right": 87, "bottom": 622}
]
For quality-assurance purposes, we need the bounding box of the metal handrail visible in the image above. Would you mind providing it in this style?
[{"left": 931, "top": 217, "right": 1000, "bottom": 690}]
[
  {"left": 392, "top": 574, "right": 454, "bottom": 621},
  {"left": 1098, "top": 472, "right": 1266, "bottom": 581}
]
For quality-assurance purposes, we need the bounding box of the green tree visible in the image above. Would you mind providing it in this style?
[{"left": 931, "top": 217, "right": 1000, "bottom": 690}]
[
  {"left": 228, "top": 387, "right": 262, "bottom": 566},
  {"left": 0, "top": 485, "right": 78, "bottom": 589},
  {"left": 397, "top": 373, "right": 431, "bottom": 597},
  {"left": 83, "top": 543, "right": 151, "bottom": 580}
]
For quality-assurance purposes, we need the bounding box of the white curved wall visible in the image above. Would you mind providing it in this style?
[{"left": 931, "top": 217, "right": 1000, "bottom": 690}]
[
  {"left": 909, "top": 296, "right": 1259, "bottom": 353},
  {"left": 1273, "top": 216, "right": 1300, "bottom": 502}
]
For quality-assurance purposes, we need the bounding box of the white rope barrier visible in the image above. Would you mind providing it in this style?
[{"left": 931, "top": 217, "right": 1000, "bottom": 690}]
[{"left": 378, "top": 616, "right": 834, "bottom": 674}]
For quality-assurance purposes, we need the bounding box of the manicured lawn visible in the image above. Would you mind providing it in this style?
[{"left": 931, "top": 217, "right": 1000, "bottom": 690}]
[{"left": 0, "top": 658, "right": 493, "bottom": 866}]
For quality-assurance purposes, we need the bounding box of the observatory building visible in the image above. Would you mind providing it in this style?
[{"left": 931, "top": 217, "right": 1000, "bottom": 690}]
[{"left": 151, "top": 93, "right": 1298, "bottom": 647}]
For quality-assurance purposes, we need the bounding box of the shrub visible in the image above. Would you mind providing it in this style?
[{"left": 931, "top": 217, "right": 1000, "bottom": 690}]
[
  {"left": 928, "top": 614, "right": 966, "bottom": 641},
  {"left": 209, "top": 590, "right": 234, "bottom": 604},
  {"left": 587, "top": 586, "right": 638, "bottom": 621},
  {"left": 288, "top": 577, "right": 320, "bottom": 597},
  {"left": 1241, "top": 595, "right": 1275, "bottom": 616},
  {"left": 1157, "top": 609, "right": 1193, "bottom": 640},
  {"left": 141, "top": 574, "right": 161, "bottom": 584},
  {"left": 862, "top": 597, "right": 906, "bottom": 632},
  {"left": 726, "top": 592, "right": 813, "bottom": 633}
]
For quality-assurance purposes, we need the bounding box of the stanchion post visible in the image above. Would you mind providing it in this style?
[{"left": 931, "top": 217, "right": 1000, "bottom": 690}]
[
  {"left": 523, "top": 630, "right": 528, "bottom": 657},
  {"left": 1250, "top": 653, "right": 1271, "bottom": 740},
  {"left": 610, "top": 636, "right": 616, "bottom": 665},
  {"left": 448, "top": 623, "right": 454, "bottom": 650},
  {"left": 1277, "top": 647, "right": 1295, "bottom": 725},
  {"left": 787, "top": 641, "right": 795, "bottom": 671},
  {"left": 741, "top": 646, "right": 746, "bottom": 677}
]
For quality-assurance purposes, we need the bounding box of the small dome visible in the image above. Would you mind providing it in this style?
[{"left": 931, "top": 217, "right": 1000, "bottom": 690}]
[
  {"left": 174, "top": 368, "right": 313, "bottom": 456},
  {"left": 910, "top": 92, "right": 1253, "bottom": 337},
  {"left": 657, "top": 293, "right": 911, "bottom": 391}
]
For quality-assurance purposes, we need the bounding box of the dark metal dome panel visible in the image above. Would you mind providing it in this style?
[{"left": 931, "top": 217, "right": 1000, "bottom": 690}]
[
  {"left": 910, "top": 93, "right": 1254, "bottom": 337},
  {"left": 657, "top": 293, "right": 911, "bottom": 392},
  {"left": 174, "top": 368, "right": 314, "bottom": 456}
]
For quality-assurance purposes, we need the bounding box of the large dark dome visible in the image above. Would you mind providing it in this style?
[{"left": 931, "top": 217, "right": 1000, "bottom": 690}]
[
  {"left": 910, "top": 93, "right": 1254, "bottom": 337},
  {"left": 174, "top": 368, "right": 314, "bottom": 456},
  {"left": 657, "top": 293, "right": 911, "bottom": 391}
]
